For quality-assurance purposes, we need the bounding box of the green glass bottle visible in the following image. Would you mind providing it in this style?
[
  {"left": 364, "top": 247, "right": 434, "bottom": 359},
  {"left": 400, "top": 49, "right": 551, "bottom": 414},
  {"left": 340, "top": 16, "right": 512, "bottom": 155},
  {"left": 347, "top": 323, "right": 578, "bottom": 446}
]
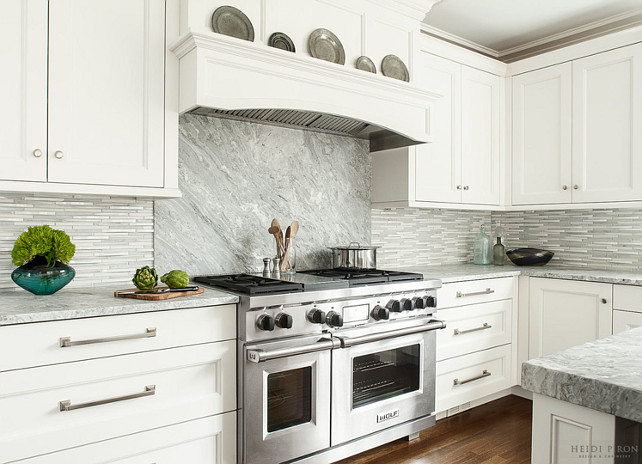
[
  {"left": 473, "top": 225, "right": 491, "bottom": 265},
  {"left": 493, "top": 237, "right": 505, "bottom": 266}
]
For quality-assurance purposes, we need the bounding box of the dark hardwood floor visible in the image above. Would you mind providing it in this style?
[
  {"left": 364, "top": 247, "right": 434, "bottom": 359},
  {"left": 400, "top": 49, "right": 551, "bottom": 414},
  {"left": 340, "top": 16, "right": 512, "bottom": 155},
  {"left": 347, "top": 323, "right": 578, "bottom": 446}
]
[{"left": 335, "top": 395, "right": 532, "bottom": 464}]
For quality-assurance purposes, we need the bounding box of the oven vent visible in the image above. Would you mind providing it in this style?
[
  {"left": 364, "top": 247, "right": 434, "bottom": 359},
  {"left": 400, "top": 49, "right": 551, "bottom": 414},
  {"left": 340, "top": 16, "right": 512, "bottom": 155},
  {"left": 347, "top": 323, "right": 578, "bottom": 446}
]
[{"left": 447, "top": 401, "right": 471, "bottom": 417}]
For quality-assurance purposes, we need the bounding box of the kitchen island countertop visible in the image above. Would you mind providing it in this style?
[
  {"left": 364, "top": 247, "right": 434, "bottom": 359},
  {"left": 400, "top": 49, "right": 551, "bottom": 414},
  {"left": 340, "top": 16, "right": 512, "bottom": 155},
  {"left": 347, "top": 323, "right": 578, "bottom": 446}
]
[
  {"left": 0, "top": 285, "right": 238, "bottom": 326},
  {"left": 521, "top": 326, "right": 642, "bottom": 422}
]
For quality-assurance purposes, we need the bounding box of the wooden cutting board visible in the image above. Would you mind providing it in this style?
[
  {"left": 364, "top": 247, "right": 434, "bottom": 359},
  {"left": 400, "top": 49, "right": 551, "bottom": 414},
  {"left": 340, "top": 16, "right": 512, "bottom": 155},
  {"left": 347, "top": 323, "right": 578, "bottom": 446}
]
[{"left": 114, "top": 286, "right": 204, "bottom": 300}]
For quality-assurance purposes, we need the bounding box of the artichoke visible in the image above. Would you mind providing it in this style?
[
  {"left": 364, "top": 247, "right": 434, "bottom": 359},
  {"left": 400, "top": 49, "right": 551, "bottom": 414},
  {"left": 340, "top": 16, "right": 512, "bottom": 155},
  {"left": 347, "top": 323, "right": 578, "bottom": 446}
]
[
  {"left": 161, "top": 270, "right": 189, "bottom": 288},
  {"left": 132, "top": 266, "right": 158, "bottom": 290}
]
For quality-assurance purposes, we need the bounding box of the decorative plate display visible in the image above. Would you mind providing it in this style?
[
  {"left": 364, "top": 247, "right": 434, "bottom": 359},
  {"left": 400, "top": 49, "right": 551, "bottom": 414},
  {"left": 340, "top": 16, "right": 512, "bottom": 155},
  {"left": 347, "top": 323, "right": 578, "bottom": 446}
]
[
  {"left": 308, "top": 28, "right": 345, "bottom": 65},
  {"left": 381, "top": 55, "right": 409, "bottom": 82},
  {"left": 268, "top": 32, "right": 296, "bottom": 52},
  {"left": 355, "top": 56, "right": 376, "bottom": 73},
  {"left": 211, "top": 6, "right": 254, "bottom": 42}
]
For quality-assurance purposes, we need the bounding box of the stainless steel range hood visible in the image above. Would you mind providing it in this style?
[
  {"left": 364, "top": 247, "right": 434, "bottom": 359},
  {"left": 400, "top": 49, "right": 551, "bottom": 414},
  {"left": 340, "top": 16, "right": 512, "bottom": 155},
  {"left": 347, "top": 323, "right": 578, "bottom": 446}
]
[
  {"left": 189, "top": 107, "right": 423, "bottom": 152},
  {"left": 172, "top": 32, "right": 441, "bottom": 152}
]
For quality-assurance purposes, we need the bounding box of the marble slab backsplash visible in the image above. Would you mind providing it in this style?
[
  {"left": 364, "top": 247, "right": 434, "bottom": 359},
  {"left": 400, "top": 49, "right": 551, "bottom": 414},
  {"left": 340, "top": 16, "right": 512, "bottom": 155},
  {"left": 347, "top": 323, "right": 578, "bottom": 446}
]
[
  {"left": 154, "top": 114, "right": 371, "bottom": 275},
  {"left": 0, "top": 194, "right": 153, "bottom": 291}
]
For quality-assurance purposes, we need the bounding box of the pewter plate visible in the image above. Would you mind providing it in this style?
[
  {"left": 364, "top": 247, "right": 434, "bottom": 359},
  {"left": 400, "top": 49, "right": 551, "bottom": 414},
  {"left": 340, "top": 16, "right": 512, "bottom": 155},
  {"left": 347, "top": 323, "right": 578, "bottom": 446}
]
[
  {"left": 268, "top": 32, "right": 295, "bottom": 52},
  {"left": 211, "top": 6, "right": 254, "bottom": 42},
  {"left": 308, "top": 28, "right": 345, "bottom": 65},
  {"left": 355, "top": 56, "right": 376, "bottom": 73},
  {"left": 381, "top": 54, "right": 409, "bottom": 82}
]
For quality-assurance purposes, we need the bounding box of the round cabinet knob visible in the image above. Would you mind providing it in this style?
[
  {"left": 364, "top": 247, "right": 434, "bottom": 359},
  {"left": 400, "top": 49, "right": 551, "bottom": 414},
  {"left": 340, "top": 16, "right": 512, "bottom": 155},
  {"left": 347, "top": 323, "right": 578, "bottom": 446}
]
[
  {"left": 308, "top": 309, "right": 326, "bottom": 324},
  {"left": 386, "top": 300, "right": 402, "bottom": 313},
  {"left": 326, "top": 311, "right": 343, "bottom": 328},
  {"left": 371, "top": 305, "right": 390, "bottom": 321},
  {"left": 400, "top": 298, "right": 413, "bottom": 311},
  {"left": 413, "top": 296, "right": 425, "bottom": 309},
  {"left": 256, "top": 314, "right": 275, "bottom": 331},
  {"left": 562, "top": 185, "right": 568, "bottom": 190},
  {"left": 456, "top": 185, "right": 462, "bottom": 190},
  {"left": 424, "top": 295, "right": 437, "bottom": 308},
  {"left": 54, "top": 150, "right": 64, "bottom": 159},
  {"left": 463, "top": 186, "right": 469, "bottom": 190},
  {"left": 32, "top": 149, "right": 43, "bottom": 158},
  {"left": 573, "top": 185, "right": 579, "bottom": 190},
  {"left": 601, "top": 298, "right": 608, "bottom": 304},
  {"left": 275, "top": 312, "right": 293, "bottom": 329}
]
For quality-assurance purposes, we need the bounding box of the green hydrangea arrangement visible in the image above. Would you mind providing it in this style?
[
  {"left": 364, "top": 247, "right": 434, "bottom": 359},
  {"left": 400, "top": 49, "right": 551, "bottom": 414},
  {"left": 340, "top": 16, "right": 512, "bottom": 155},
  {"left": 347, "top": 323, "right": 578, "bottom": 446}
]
[{"left": 11, "top": 225, "right": 76, "bottom": 267}]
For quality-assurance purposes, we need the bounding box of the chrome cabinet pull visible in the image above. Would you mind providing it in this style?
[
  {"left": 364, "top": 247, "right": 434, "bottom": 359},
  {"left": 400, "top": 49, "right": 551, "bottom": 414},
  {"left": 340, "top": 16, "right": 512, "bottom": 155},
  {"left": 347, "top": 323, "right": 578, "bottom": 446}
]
[
  {"left": 453, "top": 322, "right": 492, "bottom": 336},
  {"left": 59, "top": 385, "right": 156, "bottom": 411},
  {"left": 54, "top": 150, "right": 64, "bottom": 159},
  {"left": 453, "top": 370, "right": 491, "bottom": 386},
  {"left": 456, "top": 288, "right": 494, "bottom": 298},
  {"left": 32, "top": 149, "right": 43, "bottom": 158},
  {"left": 60, "top": 328, "right": 157, "bottom": 347}
]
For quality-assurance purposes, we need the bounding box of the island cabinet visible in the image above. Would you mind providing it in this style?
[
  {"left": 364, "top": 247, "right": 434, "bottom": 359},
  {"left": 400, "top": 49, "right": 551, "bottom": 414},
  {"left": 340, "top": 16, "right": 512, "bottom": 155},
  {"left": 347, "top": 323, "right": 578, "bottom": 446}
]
[
  {"left": 528, "top": 278, "right": 612, "bottom": 359},
  {"left": 0, "top": 0, "right": 179, "bottom": 198},
  {"left": 512, "top": 42, "right": 642, "bottom": 206},
  {"left": 371, "top": 52, "right": 502, "bottom": 209},
  {"left": 0, "top": 305, "right": 237, "bottom": 464},
  {"left": 434, "top": 277, "right": 517, "bottom": 414}
]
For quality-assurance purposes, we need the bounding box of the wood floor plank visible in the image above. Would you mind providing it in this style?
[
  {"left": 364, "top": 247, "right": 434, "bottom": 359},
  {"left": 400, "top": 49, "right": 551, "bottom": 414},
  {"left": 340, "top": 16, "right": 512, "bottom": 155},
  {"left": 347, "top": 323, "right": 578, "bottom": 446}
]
[{"left": 333, "top": 395, "right": 532, "bottom": 464}]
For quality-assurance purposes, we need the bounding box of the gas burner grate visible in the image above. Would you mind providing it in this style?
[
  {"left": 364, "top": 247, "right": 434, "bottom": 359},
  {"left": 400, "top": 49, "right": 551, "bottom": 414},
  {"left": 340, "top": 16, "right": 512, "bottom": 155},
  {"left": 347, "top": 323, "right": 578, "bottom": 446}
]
[
  {"left": 298, "top": 269, "right": 423, "bottom": 286},
  {"left": 194, "top": 274, "right": 304, "bottom": 295}
]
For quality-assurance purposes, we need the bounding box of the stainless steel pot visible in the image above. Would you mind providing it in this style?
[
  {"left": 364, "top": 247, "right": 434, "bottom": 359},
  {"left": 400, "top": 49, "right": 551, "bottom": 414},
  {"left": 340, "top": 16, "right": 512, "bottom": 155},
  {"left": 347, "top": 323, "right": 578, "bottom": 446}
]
[{"left": 329, "top": 242, "right": 379, "bottom": 269}]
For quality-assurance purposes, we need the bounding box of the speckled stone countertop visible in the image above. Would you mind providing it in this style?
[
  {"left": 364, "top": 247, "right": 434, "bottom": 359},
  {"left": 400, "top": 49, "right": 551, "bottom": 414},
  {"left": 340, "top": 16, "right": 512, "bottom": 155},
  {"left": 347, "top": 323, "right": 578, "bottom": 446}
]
[
  {"left": 394, "top": 263, "right": 642, "bottom": 286},
  {"left": 521, "top": 327, "right": 642, "bottom": 422},
  {"left": 0, "top": 286, "right": 239, "bottom": 326}
]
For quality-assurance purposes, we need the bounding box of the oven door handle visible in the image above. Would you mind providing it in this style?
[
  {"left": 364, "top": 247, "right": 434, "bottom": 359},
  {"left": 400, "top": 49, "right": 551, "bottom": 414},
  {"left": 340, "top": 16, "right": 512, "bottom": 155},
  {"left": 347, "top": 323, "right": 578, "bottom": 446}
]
[
  {"left": 246, "top": 338, "right": 336, "bottom": 363},
  {"left": 336, "top": 319, "right": 447, "bottom": 348}
]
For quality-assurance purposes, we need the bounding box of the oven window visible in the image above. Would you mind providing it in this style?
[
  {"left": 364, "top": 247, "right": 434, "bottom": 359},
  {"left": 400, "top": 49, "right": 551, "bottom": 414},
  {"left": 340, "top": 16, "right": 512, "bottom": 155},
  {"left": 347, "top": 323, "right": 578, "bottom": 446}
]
[
  {"left": 267, "top": 367, "right": 312, "bottom": 432},
  {"left": 352, "top": 344, "right": 420, "bottom": 408}
]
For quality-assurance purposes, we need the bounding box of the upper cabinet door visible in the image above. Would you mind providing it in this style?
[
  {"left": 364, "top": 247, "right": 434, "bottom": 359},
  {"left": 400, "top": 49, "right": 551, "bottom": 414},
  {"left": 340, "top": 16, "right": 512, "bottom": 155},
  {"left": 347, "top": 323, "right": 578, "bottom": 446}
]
[
  {"left": 460, "top": 67, "right": 501, "bottom": 205},
  {"left": 47, "top": 0, "right": 165, "bottom": 187},
  {"left": 572, "top": 43, "right": 642, "bottom": 203},
  {"left": 512, "top": 63, "right": 572, "bottom": 205},
  {"left": 0, "top": 0, "right": 47, "bottom": 182},
  {"left": 414, "top": 53, "right": 462, "bottom": 204}
]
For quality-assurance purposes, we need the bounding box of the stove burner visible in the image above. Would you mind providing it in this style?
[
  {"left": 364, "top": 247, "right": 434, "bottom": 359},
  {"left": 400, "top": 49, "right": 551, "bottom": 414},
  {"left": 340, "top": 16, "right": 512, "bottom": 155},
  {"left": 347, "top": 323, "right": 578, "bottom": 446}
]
[
  {"left": 194, "top": 274, "right": 304, "bottom": 295},
  {"left": 298, "top": 269, "right": 423, "bottom": 286}
]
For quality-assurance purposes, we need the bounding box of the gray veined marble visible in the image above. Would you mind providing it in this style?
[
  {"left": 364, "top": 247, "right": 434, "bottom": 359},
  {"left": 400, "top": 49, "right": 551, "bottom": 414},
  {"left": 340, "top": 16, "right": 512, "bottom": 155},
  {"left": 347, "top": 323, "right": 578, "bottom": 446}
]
[
  {"left": 522, "top": 326, "right": 642, "bottom": 422},
  {"left": 155, "top": 114, "right": 371, "bottom": 276}
]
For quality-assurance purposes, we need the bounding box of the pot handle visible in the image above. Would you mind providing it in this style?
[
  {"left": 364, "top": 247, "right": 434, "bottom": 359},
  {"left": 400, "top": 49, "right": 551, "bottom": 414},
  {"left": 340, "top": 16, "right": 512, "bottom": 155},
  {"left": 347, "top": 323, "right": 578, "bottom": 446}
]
[{"left": 349, "top": 241, "right": 361, "bottom": 248}]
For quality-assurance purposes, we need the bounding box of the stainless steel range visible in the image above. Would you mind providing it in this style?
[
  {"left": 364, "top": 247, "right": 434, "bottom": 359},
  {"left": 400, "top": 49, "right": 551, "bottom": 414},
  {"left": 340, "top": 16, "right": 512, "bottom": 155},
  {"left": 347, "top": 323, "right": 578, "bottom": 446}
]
[{"left": 195, "top": 270, "right": 445, "bottom": 464}]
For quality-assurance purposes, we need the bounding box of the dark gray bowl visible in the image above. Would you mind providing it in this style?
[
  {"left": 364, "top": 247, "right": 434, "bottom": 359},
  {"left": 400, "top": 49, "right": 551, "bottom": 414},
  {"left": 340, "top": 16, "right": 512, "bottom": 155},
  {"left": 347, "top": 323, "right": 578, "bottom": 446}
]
[{"left": 506, "top": 248, "right": 554, "bottom": 266}]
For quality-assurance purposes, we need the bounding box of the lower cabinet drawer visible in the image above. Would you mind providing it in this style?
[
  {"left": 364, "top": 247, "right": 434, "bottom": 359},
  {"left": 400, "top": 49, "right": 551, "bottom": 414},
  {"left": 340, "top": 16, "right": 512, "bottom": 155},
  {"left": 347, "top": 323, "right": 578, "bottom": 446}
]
[
  {"left": 14, "top": 412, "right": 237, "bottom": 464},
  {"left": 437, "top": 277, "right": 514, "bottom": 309},
  {"left": 613, "top": 309, "right": 642, "bottom": 334},
  {"left": 435, "top": 344, "right": 512, "bottom": 413},
  {"left": 0, "top": 341, "right": 236, "bottom": 463},
  {"left": 436, "top": 299, "right": 512, "bottom": 361}
]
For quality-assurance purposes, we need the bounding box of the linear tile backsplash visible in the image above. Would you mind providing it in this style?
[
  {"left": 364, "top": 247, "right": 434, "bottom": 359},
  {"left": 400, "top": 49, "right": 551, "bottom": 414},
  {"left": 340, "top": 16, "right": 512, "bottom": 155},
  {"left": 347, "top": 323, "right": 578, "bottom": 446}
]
[
  {"left": 0, "top": 194, "right": 153, "bottom": 291},
  {"left": 372, "top": 207, "right": 642, "bottom": 272}
]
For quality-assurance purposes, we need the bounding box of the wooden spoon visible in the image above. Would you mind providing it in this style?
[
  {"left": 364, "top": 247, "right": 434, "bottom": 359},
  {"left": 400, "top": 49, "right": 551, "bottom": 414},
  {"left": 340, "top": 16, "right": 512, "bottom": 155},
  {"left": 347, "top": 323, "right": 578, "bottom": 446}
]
[
  {"left": 268, "top": 222, "right": 286, "bottom": 257},
  {"left": 281, "top": 226, "right": 292, "bottom": 271},
  {"left": 282, "top": 221, "right": 299, "bottom": 271}
]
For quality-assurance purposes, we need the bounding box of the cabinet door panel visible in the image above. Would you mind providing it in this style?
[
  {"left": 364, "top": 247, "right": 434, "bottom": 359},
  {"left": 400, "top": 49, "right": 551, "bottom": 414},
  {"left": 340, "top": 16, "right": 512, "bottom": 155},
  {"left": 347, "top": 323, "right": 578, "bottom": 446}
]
[
  {"left": 414, "top": 53, "right": 462, "bottom": 203},
  {"left": 48, "top": 0, "right": 165, "bottom": 187},
  {"left": 461, "top": 67, "right": 501, "bottom": 205},
  {"left": 572, "top": 43, "right": 642, "bottom": 203},
  {"left": 529, "top": 278, "right": 612, "bottom": 359},
  {"left": 512, "top": 63, "right": 572, "bottom": 205},
  {"left": 613, "top": 310, "right": 642, "bottom": 335},
  {"left": 0, "top": 0, "right": 47, "bottom": 181}
]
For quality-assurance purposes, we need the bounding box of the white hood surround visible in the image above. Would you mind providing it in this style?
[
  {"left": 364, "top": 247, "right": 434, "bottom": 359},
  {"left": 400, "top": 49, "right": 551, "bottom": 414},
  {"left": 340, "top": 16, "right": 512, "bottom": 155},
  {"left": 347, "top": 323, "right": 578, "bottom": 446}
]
[{"left": 172, "top": 0, "right": 441, "bottom": 151}]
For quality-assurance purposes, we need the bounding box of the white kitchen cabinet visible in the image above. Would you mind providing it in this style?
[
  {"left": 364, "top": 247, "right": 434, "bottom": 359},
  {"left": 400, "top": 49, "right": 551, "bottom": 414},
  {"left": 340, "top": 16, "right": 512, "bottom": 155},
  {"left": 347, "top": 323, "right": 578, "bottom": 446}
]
[
  {"left": 613, "top": 310, "right": 642, "bottom": 334},
  {"left": 612, "top": 284, "right": 642, "bottom": 334},
  {"left": 0, "top": 0, "right": 48, "bottom": 182},
  {"left": 572, "top": 43, "right": 642, "bottom": 203},
  {"left": 512, "top": 63, "right": 573, "bottom": 205},
  {"left": 0, "top": 0, "right": 179, "bottom": 197},
  {"left": 529, "top": 278, "right": 612, "bottom": 359},
  {"left": 372, "top": 53, "right": 502, "bottom": 209}
]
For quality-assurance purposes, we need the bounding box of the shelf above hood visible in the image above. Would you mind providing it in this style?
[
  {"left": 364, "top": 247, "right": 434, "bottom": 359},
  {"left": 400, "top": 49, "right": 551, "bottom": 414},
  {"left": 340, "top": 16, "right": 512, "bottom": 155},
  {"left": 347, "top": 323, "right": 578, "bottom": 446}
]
[{"left": 171, "top": 33, "right": 441, "bottom": 152}]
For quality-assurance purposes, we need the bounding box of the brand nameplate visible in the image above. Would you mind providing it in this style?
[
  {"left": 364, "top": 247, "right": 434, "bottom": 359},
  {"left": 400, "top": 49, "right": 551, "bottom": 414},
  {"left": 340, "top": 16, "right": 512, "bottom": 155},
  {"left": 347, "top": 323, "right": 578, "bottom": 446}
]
[{"left": 377, "top": 408, "right": 400, "bottom": 423}]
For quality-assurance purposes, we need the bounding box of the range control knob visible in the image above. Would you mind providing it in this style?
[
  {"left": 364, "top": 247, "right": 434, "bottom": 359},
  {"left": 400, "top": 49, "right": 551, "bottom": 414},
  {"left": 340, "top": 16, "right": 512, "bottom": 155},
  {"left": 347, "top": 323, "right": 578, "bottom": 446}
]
[
  {"left": 400, "top": 298, "right": 413, "bottom": 311},
  {"left": 413, "top": 296, "right": 425, "bottom": 309},
  {"left": 371, "top": 305, "right": 390, "bottom": 321},
  {"left": 275, "top": 312, "right": 293, "bottom": 329},
  {"left": 424, "top": 295, "right": 437, "bottom": 308},
  {"left": 326, "top": 311, "right": 344, "bottom": 328},
  {"left": 308, "top": 309, "right": 326, "bottom": 324},
  {"left": 257, "top": 314, "right": 275, "bottom": 331},
  {"left": 386, "top": 300, "right": 402, "bottom": 313}
]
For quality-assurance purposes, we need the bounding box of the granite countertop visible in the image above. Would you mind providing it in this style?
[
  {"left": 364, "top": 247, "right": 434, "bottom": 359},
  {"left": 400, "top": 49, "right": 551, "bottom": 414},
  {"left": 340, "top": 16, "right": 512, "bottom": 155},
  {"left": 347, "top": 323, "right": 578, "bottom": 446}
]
[
  {"left": 394, "top": 263, "right": 642, "bottom": 286},
  {"left": 521, "top": 327, "right": 642, "bottom": 422},
  {"left": 0, "top": 286, "right": 239, "bottom": 326}
]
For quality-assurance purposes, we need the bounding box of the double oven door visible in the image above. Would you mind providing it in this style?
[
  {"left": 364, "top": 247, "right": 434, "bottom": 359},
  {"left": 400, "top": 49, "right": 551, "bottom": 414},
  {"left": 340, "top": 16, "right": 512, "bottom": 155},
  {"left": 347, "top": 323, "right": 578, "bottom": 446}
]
[{"left": 243, "top": 317, "right": 444, "bottom": 464}]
